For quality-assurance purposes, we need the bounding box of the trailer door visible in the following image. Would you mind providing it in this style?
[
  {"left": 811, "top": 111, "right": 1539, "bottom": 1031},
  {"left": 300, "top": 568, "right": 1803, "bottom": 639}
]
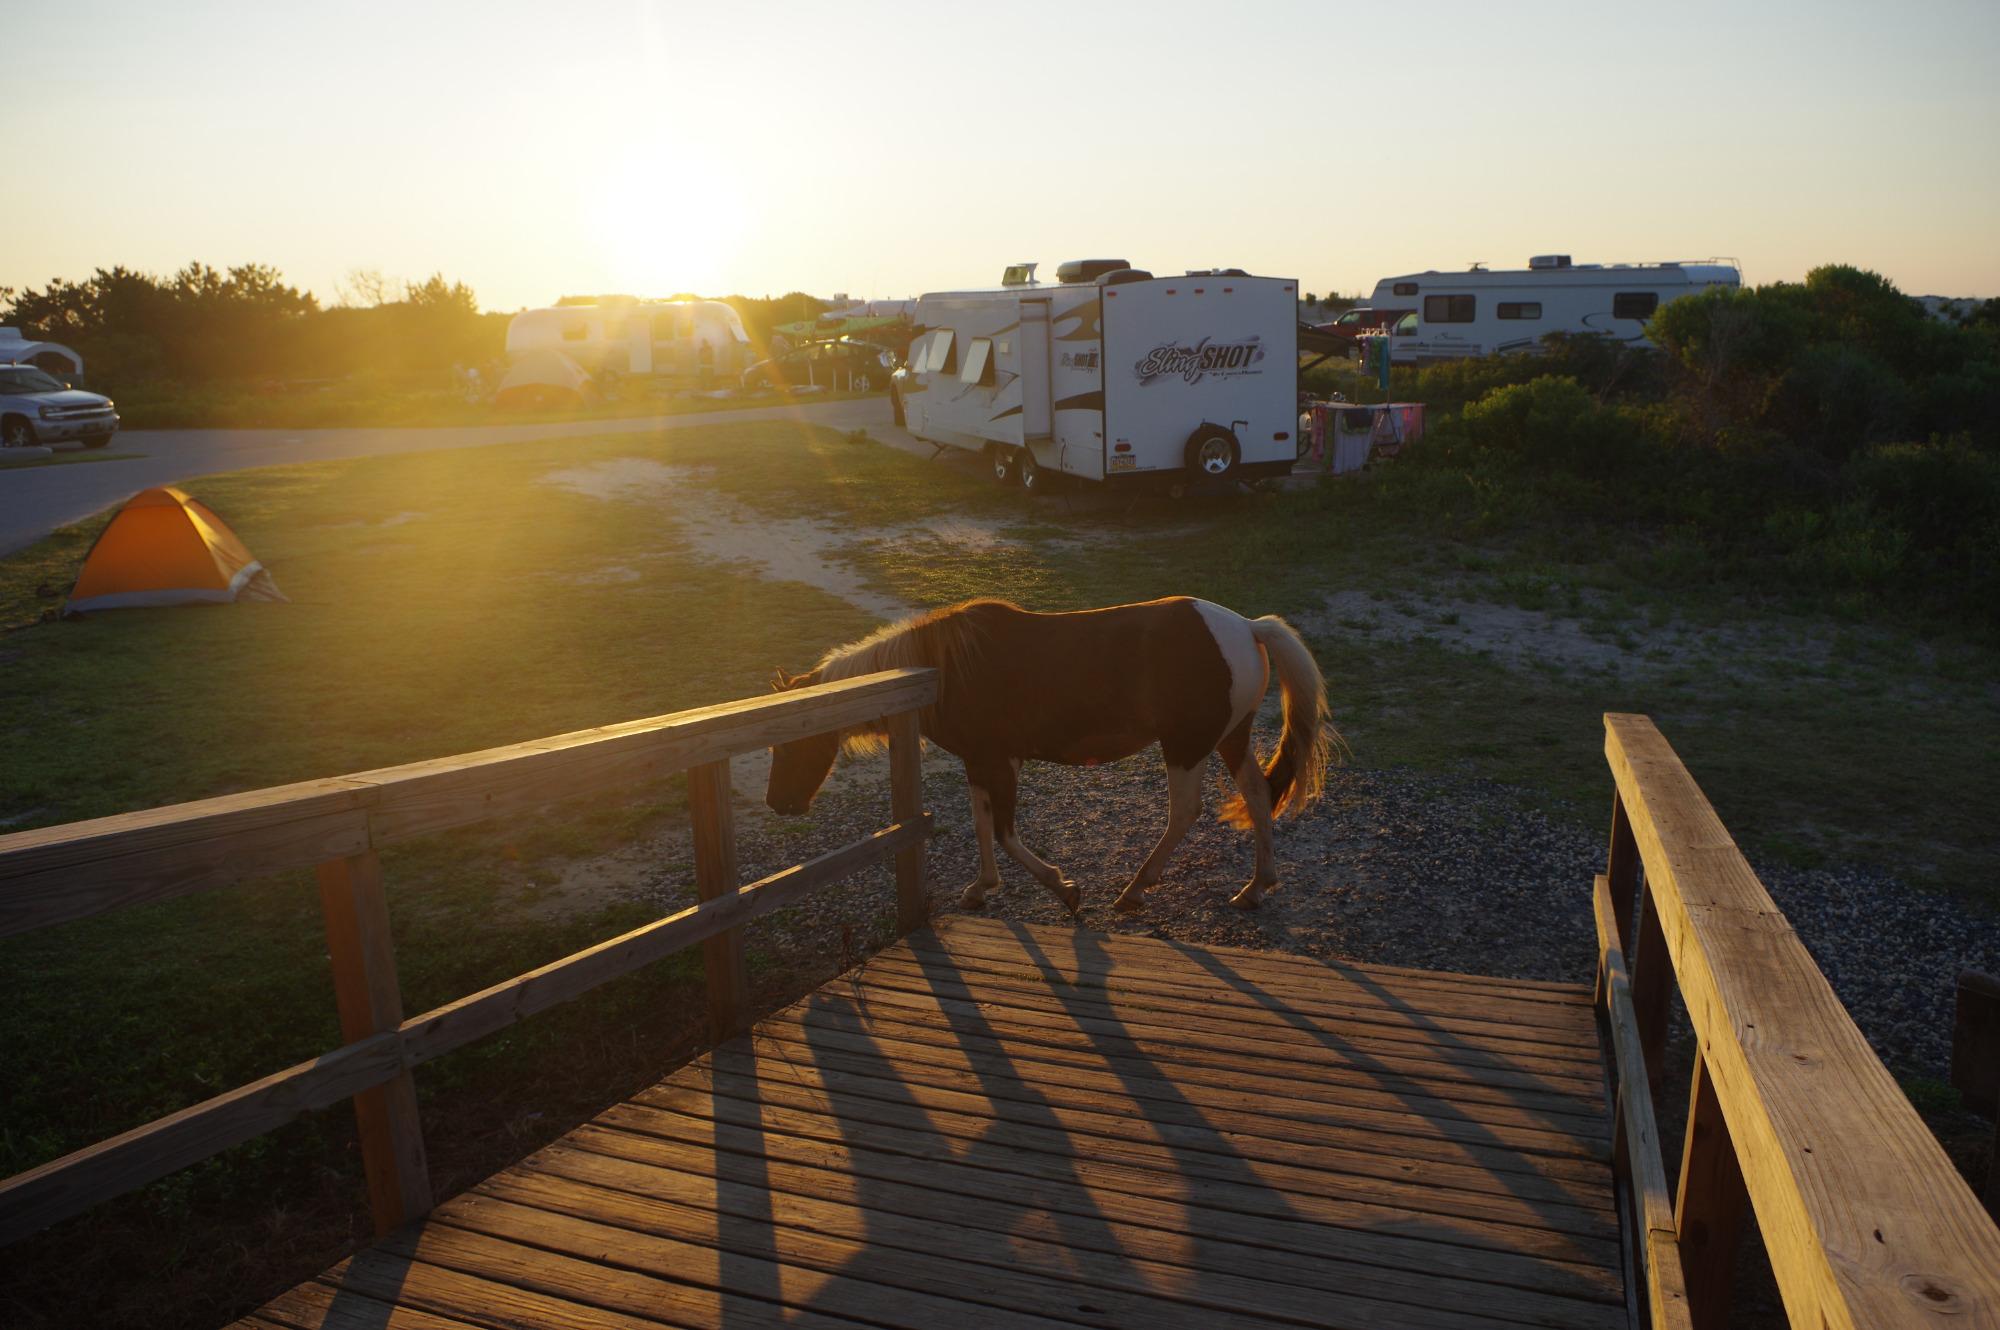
[{"left": 1019, "top": 298, "right": 1052, "bottom": 441}]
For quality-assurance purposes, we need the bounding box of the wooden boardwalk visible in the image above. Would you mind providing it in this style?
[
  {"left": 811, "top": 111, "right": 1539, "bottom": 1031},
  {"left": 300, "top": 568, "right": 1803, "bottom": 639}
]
[{"left": 236, "top": 915, "right": 1628, "bottom": 1330}]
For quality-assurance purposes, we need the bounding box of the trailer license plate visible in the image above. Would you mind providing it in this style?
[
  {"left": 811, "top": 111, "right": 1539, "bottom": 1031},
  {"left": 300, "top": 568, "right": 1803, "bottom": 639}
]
[{"left": 1110, "top": 454, "right": 1136, "bottom": 472}]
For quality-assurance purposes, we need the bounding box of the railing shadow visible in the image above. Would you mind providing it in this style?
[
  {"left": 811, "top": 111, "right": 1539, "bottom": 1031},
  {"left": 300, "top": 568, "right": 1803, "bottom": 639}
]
[{"left": 1159, "top": 937, "right": 1622, "bottom": 1260}]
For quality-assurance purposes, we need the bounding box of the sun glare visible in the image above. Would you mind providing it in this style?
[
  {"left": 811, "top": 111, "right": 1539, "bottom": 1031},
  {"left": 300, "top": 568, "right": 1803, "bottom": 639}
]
[{"left": 587, "top": 151, "right": 746, "bottom": 298}]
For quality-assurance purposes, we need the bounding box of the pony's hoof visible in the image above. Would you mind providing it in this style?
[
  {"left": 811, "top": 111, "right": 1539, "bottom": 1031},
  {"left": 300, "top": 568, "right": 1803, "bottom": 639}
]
[
  {"left": 960, "top": 880, "right": 995, "bottom": 910},
  {"left": 1228, "top": 881, "right": 1269, "bottom": 910},
  {"left": 1112, "top": 886, "right": 1145, "bottom": 914},
  {"left": 1050, "top": 878, "right": 1081, "bottom": 914}
]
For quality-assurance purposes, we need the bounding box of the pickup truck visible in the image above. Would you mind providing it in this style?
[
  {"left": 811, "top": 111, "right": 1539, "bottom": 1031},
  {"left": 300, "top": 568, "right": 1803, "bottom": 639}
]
[
  {"left": 1309, "top": 307, "right": 1410, "bottom": 357},
  {"left": 0, "top": 364, "right": 119, "bottom": 448}
]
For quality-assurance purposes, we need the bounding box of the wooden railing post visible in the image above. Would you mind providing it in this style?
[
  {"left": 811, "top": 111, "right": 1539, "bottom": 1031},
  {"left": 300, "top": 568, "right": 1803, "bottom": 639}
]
[
  {"left": 1607, "top": 788, "right": 1641, "bottom": 955},
  {"left": 1676, "top": 1049, "right": 1751, "bottom": 1328},
  {"left": 689, "top": 760, "right": 746, "bottom": 1042},
  {"left": 887, "top": 710, "right": 927, "bottom": 935},
  {"left": 1611, "top": 784, "right": 1670, "bottom": 1095},
  {"left": 315, "top": 849, "right": 431, "bottom": 1234}
]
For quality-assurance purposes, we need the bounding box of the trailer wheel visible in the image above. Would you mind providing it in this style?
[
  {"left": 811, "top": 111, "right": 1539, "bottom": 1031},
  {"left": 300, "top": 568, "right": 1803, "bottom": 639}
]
[
  {"left": 1184, "top": 425, "right": 1240, "bottom": 481},
  {"left": 890, "top": 383, "right": 905, "bottom": 426},
  {"left": 987, "top": 444, "right": 1017, "bottom": 486},
  {"left": 1018, "top": 448, "right": 1050, "bottom": 496}
]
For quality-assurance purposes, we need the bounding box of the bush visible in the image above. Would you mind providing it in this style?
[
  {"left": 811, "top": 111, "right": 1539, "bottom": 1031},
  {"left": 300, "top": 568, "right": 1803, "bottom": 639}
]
[{"left": 1434, "top": 375, "right": 1650, "bottom": 480}]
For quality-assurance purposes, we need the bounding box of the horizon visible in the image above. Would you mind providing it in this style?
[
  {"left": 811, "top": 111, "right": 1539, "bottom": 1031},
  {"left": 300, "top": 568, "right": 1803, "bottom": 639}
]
[{"left": 7, "top": 0, "right": 1999, "bottom": 311}]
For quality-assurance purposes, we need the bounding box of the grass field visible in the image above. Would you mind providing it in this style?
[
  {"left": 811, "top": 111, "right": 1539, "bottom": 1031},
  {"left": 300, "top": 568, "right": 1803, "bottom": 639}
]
[{"left": 2, "top": 419, "right": 1996, "bottom": 1325}]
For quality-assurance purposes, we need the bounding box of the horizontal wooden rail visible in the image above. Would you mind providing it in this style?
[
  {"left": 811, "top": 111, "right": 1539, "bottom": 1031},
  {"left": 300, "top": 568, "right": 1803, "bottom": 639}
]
[
  {"left": 0, "top": 669, "right": 937, "bottom": 1247},
  {"left": 1594, "top": 873, "right": 1693, "bottom": 1330},
  {"left": 0, "top": 815, "right": 929, "bottom": 1243},
  {"left": 1603, "top": 714, "right": 2000, "bottom": 1329},
  {"left": 0, "top": 668, "right": 935, "bottom": 938}
]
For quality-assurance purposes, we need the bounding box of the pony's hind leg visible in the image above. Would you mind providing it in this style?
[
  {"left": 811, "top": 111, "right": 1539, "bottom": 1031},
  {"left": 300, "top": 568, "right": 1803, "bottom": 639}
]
[
  {"left": 1217, "top": 715, "right": 1279, "bottom": 910},
  {"left": 960, "top": 781, "right": 1002, "bottom": 909},
  {"left": 986, "top": 758, "right": 1079, "bottom": 913},
  {"left": 1114, "top": 762, "right": 1203, "bottom": 914}
]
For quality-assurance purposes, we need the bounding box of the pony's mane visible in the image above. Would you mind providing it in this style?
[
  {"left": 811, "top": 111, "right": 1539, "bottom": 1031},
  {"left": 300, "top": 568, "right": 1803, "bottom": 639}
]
[{"left": 813, "top": 599, "right": 1008, "bottom": 754}]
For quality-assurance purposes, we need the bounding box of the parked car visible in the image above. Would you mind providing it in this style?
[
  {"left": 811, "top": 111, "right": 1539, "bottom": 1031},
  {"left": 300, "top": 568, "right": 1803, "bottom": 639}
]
[
  {"left": 1310, "top": 306, "right": 1409, "bottom": 357},
  {"left": 742, "top": 339, "right": 894, "bottom": 394},
  {"left": 0, "top": 364, "right": 119, "bottom": 448}
]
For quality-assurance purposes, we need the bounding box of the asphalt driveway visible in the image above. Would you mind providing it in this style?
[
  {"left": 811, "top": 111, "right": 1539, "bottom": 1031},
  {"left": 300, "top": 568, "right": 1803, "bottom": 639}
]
[{"left": 0, "top": 396, "right": 894, "bottom": 556}]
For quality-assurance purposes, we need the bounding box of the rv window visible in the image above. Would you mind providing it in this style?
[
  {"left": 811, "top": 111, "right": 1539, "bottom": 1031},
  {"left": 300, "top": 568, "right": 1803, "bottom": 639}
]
[
  {"left": 904, "top": 333, "right": 928, "bottom": 368},
  {"left": 926, "top": 329, "right": 955, "bottom": 374},
  {"left": 1424, "top": 294, "right": 1475, "bottom": 323},
  {"left": 1613, "top": 292, "right": 1660, "bottom": 320},
  {"left": 561, "top": 321, "right": 589, "bottom": 342},
  {"left": 1497, "top": 302, "right": 1542, "bottom": 320},
  {"left": 1392, "top": 282, "right": 1419, "bottom": 296},
  {"left": 961, "top": 338, "right": 993, "bottom": 386}
]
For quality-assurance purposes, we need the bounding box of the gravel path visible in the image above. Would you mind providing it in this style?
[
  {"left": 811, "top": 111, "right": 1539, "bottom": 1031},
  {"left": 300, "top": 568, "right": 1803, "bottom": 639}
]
[{"left": 582, "top": 720, "right": 1999, "bottom": 1086}]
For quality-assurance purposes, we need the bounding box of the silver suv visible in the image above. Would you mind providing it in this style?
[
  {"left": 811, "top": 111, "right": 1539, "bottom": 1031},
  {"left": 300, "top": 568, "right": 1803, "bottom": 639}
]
[{"left": 0, "top": 364, "right": 119, "bottom": 449}]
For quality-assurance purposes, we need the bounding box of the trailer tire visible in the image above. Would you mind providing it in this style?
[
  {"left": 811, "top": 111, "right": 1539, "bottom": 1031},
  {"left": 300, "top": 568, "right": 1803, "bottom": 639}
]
[
  {"left": 890, "top": 383, "right": 905, "bottom": 426},
  {"left": 1184, "top": 425, "right": 1240, "bottom": 482},
  {"left": 1018, "top": 448, "right": 1051, "bottom": 496},
  {"left": 987, "top": 444, "right": 1016, "bottom": 486}
]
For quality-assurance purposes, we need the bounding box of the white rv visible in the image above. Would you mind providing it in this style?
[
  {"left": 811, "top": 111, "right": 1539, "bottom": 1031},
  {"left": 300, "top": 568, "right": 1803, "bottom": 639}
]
[
  {"left": 893, "top": 260, "right": 1301, "bottom": 491},
  {"left": 505, "top": 297, "right": 753, "bottom": 383},
  {"left": 1363, "top": 256, "right": 1740, "bottom": 364}
]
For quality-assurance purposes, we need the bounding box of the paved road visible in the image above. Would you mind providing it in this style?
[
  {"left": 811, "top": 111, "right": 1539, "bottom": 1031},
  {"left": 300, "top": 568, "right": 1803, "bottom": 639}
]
[{"left": 0, "top": 396, "right": 893, "bottom": 555}]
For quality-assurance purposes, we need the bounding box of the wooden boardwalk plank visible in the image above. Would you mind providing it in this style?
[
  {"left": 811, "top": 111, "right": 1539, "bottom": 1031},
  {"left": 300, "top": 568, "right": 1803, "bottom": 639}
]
[
  {"left": 626, "top": 1071, "right": 1623, "bottom": 1265},
  {"left": 494, "top": 1143, "right": 1622, "bottom": 1330},
  {"left": 759, "top": 1007, "right": 1615, "bottom": 1183},
  {"left": 545, "top": 1129, "right": 1627, "bottom": 1329},
  {"left": 818, "top": 971, "right": 1607, "bottom": 1099},
  {"left": 738, "top": 1019, "right": 1617, "bottom": 1204},
  {"left": 792, "top": 983, "right": 1608, "bottom": 1119},
  {"left": 856, "top": 952, "right": 1608, "bottom": 1065},
  {"left": 241, "top": 920, "right": 1627, "bottom": 1329},
  {"left": 916, "top": 924, "right": 1592, "bottom": 1040}
]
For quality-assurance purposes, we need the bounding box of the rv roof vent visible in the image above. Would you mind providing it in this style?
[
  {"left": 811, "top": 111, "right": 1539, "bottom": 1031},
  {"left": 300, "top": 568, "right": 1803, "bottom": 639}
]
[
  {"left": 1528, "top": 254, "right": 1573, "bottom": 270},
  {"left": 1098, "top": 268, "right": 1153, "bottom": 285},
  {"left": 1056, "top": 259, "right": 1133, "bottom": 285},
  {"left": 1184, "top": 268, "right": 1250, "bottom": 277},
  {"left": 1001, "top": 263, "right": 1038, "bottom": 287}
]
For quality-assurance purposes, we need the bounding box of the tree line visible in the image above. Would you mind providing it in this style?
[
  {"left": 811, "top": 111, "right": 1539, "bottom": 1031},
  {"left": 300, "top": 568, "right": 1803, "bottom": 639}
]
[{"left": 0, "top": 263, "right": 830, "bottom": 389}]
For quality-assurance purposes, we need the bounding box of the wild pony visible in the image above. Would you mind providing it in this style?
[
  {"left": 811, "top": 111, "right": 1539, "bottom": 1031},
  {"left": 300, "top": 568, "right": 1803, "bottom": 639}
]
[{"left": 766, "top": 596, "right": 1334, "bottom": 912}]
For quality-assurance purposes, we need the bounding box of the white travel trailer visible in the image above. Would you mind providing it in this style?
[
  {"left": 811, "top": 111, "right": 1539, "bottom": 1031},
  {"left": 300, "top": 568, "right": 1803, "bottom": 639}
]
[
  {"left": 894, "top": 260, "right": 1301, "bottom": 491},
  {"left": 1363, "top": 256, "right": 1740, "bottom": 364},
  {"left": 505, "top": 297, "right": 753, "bottom": 383}
]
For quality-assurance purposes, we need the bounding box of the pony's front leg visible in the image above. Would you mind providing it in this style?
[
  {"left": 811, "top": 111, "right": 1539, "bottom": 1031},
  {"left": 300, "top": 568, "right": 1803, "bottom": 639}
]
[
  {"left": 960, "top": 781, "right": 1002, "bottom": 909},
  {"left": 1114, "top": 762, "right": 1203, "bottom": 914},
  {"left": 987, "top": 759, "right": 1079, "bottom": 914}
]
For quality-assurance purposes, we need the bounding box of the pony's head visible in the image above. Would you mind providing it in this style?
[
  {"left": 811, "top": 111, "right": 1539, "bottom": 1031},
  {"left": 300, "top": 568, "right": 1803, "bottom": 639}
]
[{"left": 765, "top": 667, "right": 837, "bottom": 815}]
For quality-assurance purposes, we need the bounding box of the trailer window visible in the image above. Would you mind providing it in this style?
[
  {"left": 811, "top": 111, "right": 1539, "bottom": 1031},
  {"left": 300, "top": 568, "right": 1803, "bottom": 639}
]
[
  {"left": 1497, "top": 302, "right": 1542, "bottom": 320},
  {"left": 1613, "top": 292, "right": 1660, "bottom": 320},
  {"left": 1392, "top": 282, "right": 1419, "bottom": 296},
  {"left": 925, "top": 329, "right": 955, "bottom": 374},
  {"left": 960, "top": 337, "right": 994, "bottom": 386},
  {"left": 904, "top": 332, "right": 928, "bottom": 368},
  {"left": 1424, "top": 295, "right": 1475, "bottom": 323}
]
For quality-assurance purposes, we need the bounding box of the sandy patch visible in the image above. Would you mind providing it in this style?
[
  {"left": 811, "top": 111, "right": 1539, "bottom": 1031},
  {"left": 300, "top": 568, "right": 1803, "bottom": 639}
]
[
  {"left": 543, "top": 459, "right": 709, "bottom": 502},
  {"left": 1303, "top": 585, "right": 1841, "bottom": 680},
  {"left": 542, "top": 457, "right": 910, "bottom": 620},
  {"left": 326, "top": 510, "right": 426, "bottom": 529}
]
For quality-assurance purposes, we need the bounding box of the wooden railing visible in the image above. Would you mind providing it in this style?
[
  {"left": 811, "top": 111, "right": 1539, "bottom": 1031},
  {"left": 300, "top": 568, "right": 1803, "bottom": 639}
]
[
  {"left": 1594, "top": 713, "right": 2000, "bottom": 1329},
  {"left": 0, "top": 668, "right": 936, "bottom": 1245}
]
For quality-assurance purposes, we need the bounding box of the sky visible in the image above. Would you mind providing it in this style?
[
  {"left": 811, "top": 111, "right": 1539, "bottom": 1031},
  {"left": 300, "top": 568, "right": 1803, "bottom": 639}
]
[{"left": 6, "top": 0, "right": 1998, "bottom": 312}]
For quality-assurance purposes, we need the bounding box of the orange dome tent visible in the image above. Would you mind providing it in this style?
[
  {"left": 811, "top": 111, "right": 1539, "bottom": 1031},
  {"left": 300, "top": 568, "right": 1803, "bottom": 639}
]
[{"left": 66, "top": 486, "right": 285, "bottom": 613}]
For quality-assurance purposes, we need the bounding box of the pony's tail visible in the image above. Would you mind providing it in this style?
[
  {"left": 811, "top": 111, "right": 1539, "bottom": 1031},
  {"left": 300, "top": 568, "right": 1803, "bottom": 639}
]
[{"left": 1221, "top": 616, "right": 1335, "bottom": 827}]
